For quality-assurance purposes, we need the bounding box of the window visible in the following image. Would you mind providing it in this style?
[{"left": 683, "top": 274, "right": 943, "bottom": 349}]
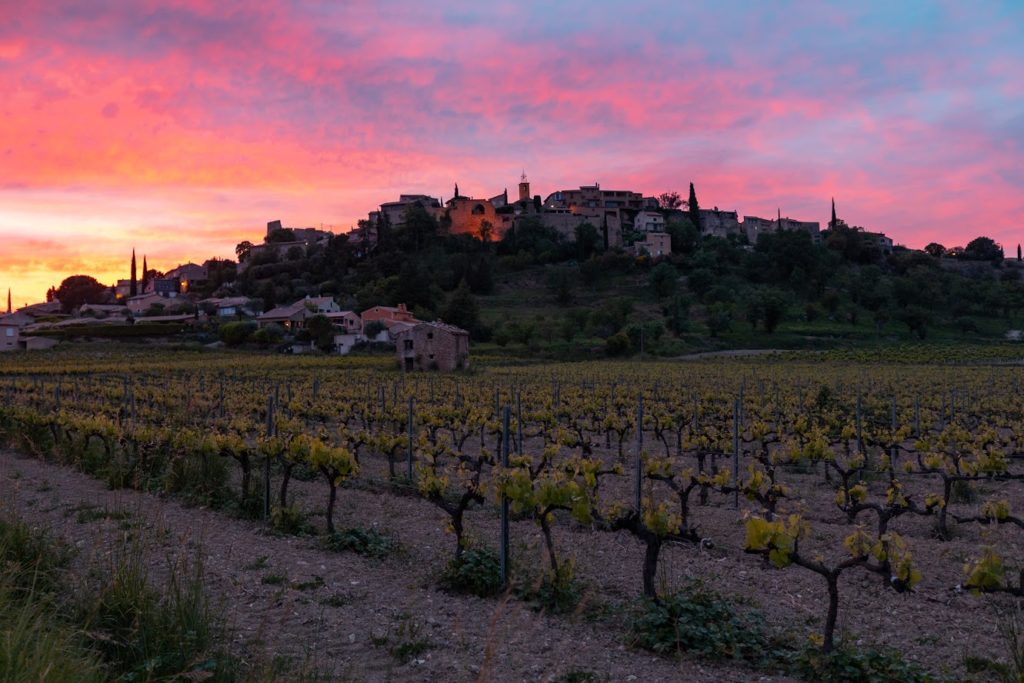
[
  {"left": 4, "top": 328, "right": 12, "bottom": 337},
  {"left": 403, "top": 340, "right": 413, "bottom": 350},
  {"left": 427, "top": 332, "right": 433, "bottom": 340}
]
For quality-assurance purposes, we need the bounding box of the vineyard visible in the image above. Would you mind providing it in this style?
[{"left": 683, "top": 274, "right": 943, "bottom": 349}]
[{"left": 2, "top": 346, "right": 1024, "bottom": 681}]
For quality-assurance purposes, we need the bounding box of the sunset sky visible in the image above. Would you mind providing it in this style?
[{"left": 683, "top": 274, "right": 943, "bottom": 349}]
[{"left": 2, "top": 1, "right": 1022, "bottom": 305}]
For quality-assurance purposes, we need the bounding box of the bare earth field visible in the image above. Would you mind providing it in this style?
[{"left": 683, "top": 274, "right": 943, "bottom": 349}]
[
  {"left": 1, "top": 449, "right": 791, "bottom": 683},
  {"left": 2, "top": 437, "right": 1020, "bottom": 682}
]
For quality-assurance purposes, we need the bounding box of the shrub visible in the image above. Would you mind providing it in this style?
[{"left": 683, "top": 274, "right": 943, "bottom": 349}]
[
  {"left": 270, "top": 504, "right": 313, "bottom": 536},
  {"left": 517, "top": 559, "right": 584, "bottom": 615},
  {"left": 322, "top": 527, "right": 397, "bottom": 558},
  {"left": 630, "top": 581, "right": 766, "bottom": 662},
  {"left": 605, "top": 331, "right": 631, "bottom": 357},
  {"left": 218, "top": 321, "right": 256, "bottom": 346},
  {"left": 440, "top": 547, "right": 503, "bottom": 597},
  {"left": 787, "top": 644, "right": 932, "bottom": 683},
  {"left": 163, "top": 451, "right": 230, "bottom": 505}
]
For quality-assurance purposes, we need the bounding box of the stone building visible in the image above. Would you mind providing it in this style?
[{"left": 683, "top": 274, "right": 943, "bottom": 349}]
[
  {"left": 445, "top": 191, "right": 513, "bottom": 240},
  {"left": 699, "top": 208, "right": 741, "bottom": 238},
  {"left": 634, "top": 232, "right": 672, "bottom": 257},
  {"left": 394, "top": 322, "right": 470, "bottom": 372},
  {"left": 541, "top": 183, "right": 659, "bottom": 247},
  {"left": 369, "top": 195, "right": 445, "bottom": 229},
  {"left": 743, "top": 215, "right": 821, "bottom": 244}
]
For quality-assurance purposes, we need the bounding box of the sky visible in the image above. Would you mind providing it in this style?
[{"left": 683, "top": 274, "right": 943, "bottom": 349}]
[{"left": 1, "top": 0, "right": 1022, "bottom": 305}]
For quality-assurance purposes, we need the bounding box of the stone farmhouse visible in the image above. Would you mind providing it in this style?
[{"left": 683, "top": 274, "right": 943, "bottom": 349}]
[{"left": 394, "top": 321, "right": 470, "bottom": 372}]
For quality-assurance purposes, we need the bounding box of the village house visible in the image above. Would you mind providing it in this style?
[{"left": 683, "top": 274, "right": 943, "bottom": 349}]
[
  {"left": 394, "top": 321, "right": 470, "bottom": 372},
  {"left": 257, "top": 296, "right": 339, "bottom": 330},
  {"left": 634, "top": 232, "right": 672, "bottom": 257},
  {"left": 743, "top": 215, "right": 821, "bottom": 244},
  {"left": 115, "top": 279, "right": 134, "bottom": 299},
  {"left": 240, "top": 221, "right": 333, "bottom": 270},
  {"left": 542, "top": 183, "right": 659, "bottom": 246},
  {"left": 0, "top": 311, "right": 33, "bottom": 352},
  {"left": 699, "top": 208, "right": 742, "bottom": 238},
  {"left": 633, "top": 211, "right": 666, "bottom": 233},
  {"left": 164, "top": 263, "right": 208, "bottom": 294},
  {"left": 444, "top": 187, "right": 514, "bottom": 240},
  {"left": 78, "top": 303, "right": 130, "bottom": 319},
  {"left": 324, "top": 310, "right": 361, "bottom": 333},
  {"left": 369, "top": 194, "right": 445, "bottom": 230},
  {"left": 200, "top": 296, "right": 255, "bottom": 318},
  {"left": 361, "top": 303, "right": 418, "bottom": 326},
  {"left": 126, "top": 292, "right": 166, "bottom": 315}
]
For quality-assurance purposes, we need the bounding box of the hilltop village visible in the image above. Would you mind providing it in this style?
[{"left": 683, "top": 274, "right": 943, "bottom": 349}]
[{"left": 2, "top": 177, "right": 1019, "bottom": 364}]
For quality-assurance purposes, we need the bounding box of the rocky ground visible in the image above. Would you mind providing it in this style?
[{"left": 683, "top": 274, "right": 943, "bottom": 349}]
[{"left": 1, "top": 445, "right": 1018, "bottom": 682}]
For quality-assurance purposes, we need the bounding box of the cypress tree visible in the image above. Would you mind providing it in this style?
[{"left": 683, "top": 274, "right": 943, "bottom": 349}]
[
  {"left": 142, "top": 256, "right": 149, "bottom": 292},
  {"left": 6, "top": 288, "right": 10, "bottom": 314},
  {"left": 130, "top": 249, "right": 138, "bottom": 297},
  {"left": 830, "top": 198, "right": 837, "bottom": 230},
  {"left": 1018, "top": 244, "right": 1021, "bottom": 262},
  {"left": 687, "top": 182, "right": 700, "bottom": 233}
]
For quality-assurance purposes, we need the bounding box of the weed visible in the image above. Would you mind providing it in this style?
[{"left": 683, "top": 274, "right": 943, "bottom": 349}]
[
  {"left": 630, "top": 580, "right": 767, "bottom": 662},
  {"left": 261, "top": 572, "right": 288, "bottom": 586},
  {"left": 998, "top": 603, "right": 1024, "bottom": 682},
  {"left": 272, "top": 503, "right": 314, "bottom": 535},
  {"left": 244, "top": 555, "right": 270, "bottom": 571},
  {"left": 440, "top": 547, "right": 504, "bottom": 597},
  {"left": 372, "top": 614, "right": 432, "bottom": 664},
  {"left": 554, "top": 671, "right": 602, "bottom": 683},
  {"left": 786, "top": 644, "right": 933, "bottom": 683},
  {"left": 321, "top": 592, "right": 350, "bottom": 608},
  {"left": 322, "top": 527, "right": 397, "bottom": 558},
  {"left": 516, "top": 559, "right": 585, "bottom": 615},
  {"left": 950, "top": 479, "right": 979, "bottom": 504},
  {"left": 66, "top": 503, "right": 132, "bottom": 525},
  {"left": 292, "top": 575, "right": 325, "bottom": 592},
  {"left": 80, "top": 545, "right": 236, "bottom": 682}
]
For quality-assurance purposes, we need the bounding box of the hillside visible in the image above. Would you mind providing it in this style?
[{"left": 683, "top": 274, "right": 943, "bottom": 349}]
[{"left": 223, "top": 219, "right": 1024, "bottom": 359}]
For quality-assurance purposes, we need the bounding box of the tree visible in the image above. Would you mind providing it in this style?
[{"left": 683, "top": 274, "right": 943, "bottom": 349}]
[
  {"left": 547, "top": 269, "right": 574, "bottom": 306},
  {"left": 897, "top": 305, "right": 930, "bottom": 339},
  {"left": 963, "top": 236, "right": 1004, "bottom": 262},
  {"left": 658, "top": 191, "right": 682, "bottom": 210},
  {"left": 758, "top": 289, "right": 786, "bottom": 333},
  {"left": 141, "top": 255, "right": 150, "bottom": 292},
  {"left": 443, "top": 281, "right": 482, "bottom": 338},
  {"left": 705, "top": 303, "right": 732, "bottom": 337},
  {"left": 266, "top": 228, "right": 296, "bottom": 243},
  {"left": 1018, "top": 244, "right": 1022, "bottom": 262},
  {"left": 665, "top": 216, "right": 699, "bottom": 254},
  {"left": 830, "top": 197, "right": 837, "bottom": 230},
  {"left": 305, "top": 314, "right": 336, "bottom": 352},
  {"left": 129, "top": 249, "right": 138, "bottom": 297},
  {"left": 574, "top": 222, "right": 601, "bottom": 260},
  {"left": 56, "top": 275, "right": 108, "bottom": 313},
  {"left": 218, "top": 321, "right": 256, "bottom": 346},
  {"left": 478, "top": 219, "right": 493, "bottom": 244},
  {"left": 923, "top": 242, "right": 946, "bottom": 258},
  {"left": 649, "top": 262, "right": 678, "bottom": 299},
  {"left": 235, "top": 241, "right": 254, "bottom": 262},
  {"left": 687, "top": 182, "right": 701, "bottom": 233},
  {"left": 665, "top": 294, "right": 691, "bottom": 334}
]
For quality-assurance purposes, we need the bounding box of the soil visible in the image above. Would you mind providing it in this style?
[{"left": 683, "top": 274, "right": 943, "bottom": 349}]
[
  {"left": 1, "top": 439, "right": 1017, "bottom": 682},
  {"left": 0, "top": 449, "right": 791, "bottom": 683}
]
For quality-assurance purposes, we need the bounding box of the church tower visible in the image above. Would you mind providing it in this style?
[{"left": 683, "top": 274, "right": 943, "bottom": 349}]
[{"left": 518, "top": 171, "right": 530, "bottom": 203}]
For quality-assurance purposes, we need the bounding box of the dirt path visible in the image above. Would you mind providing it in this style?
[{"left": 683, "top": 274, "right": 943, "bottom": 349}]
[{"left": 0, "top": 450, "right": 785, "bottom": 683}]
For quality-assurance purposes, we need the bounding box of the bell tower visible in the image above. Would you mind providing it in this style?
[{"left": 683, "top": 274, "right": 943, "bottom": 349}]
[{"left": 518, "top": 171, "right": 530, "bottom": 203}]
